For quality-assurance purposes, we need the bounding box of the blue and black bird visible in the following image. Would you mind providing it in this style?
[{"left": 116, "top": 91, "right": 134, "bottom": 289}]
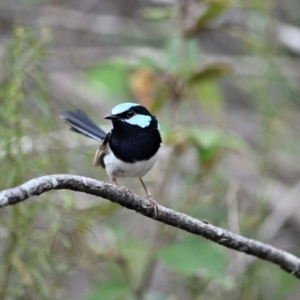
[{"left": 61, "top": 103, "right": 162, "bottom": 209}]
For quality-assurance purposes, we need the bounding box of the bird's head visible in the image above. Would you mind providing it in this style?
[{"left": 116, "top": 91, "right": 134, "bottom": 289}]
[{"left": 104, "top": 102, "right": 160, "bottom": 130}]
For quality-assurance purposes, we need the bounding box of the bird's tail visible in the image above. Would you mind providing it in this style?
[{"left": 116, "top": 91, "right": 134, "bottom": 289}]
[{"left": 61, "top": 110, "right": 106, "bottom": 142}]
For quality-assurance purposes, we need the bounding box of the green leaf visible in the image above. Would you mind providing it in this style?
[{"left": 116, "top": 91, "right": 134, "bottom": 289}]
[
  {"left": 186, "top": 128, "right": 245, "bottom": 166},
  {"left": 83, "top": 279, "right": 130, "bottom": 300},
  {"left": 197, "top": 146, "right": 219, "bottom": 165},
  {"left": 188, "top": 0, "right": 230, "bottom": 36},
  {"left": 158, "top": 236, "right": 228, "bottom": 279},
  {"left": 189, "top": 128, "right": 222, "bottom": 149},
  {"left": 187, "top": 63, "right": 231, "bottom": 85},
  {"left": 188, "top": 128, "right": 245, "bottom": 151}
]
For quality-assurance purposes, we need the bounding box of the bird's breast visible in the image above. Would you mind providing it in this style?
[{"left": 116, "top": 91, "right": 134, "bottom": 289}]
[{"left": 103, "top": 150, "right": 158, "bottom": 179}]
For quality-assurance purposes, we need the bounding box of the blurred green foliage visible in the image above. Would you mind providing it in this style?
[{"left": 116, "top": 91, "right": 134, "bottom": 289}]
[
  {"left": 1, "top": 0, "right": 300, "bottom": 299},
  {"left": 158, "top": 236, "right": 228, "bottom": 279},
  {"left": 0, "top": 27, "right": 81, "bottom": 299},
  {"left": 86, "top": 62, "right": 131, "bottom": 98}
]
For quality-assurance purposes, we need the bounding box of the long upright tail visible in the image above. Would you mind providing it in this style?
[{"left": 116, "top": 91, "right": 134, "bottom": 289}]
[{"left": 61, "top": 109, "right": 106, "bottom": 142}]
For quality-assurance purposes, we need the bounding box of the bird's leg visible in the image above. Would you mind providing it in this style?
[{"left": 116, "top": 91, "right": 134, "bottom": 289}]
[
  {"left": 112, "top": 178, "right": 119, "bottom": 186},
  {"left": 139, "top": 177, "right": 158, "bottom": 217},
  {"left": 112, "top": 178, "right": 131, "bottom": 194},
  {"left": 111, "top": 178, "right": 129, "bottom": 209},
  {"left": 139, "top": 177, "right": 151, "bottom": 197}
]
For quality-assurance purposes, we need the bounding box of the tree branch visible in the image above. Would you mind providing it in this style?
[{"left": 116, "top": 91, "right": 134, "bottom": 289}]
[{"left": 1, "top": 174, "right": 300, "bottom": 279}]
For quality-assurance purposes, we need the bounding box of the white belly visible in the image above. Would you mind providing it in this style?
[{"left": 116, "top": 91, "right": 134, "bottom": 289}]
[{"left": 103, "top": 150, "right": 158, "bottom": 180}]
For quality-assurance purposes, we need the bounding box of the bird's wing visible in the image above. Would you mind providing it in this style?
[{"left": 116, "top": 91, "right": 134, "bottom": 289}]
[{"left": 93, "top": 132, "right": 111, "bottom": 168}]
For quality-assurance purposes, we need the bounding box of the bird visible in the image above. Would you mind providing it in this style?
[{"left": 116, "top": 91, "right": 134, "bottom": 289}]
[{"left": 61, "top": 102, "right": 162, "bottom": 213}]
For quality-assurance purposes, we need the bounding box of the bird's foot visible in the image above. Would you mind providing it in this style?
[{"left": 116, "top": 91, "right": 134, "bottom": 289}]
[
  {"left": 118, "top": 186, "right": 134, "bottom": 209},
  {"left": 146, "top": 195, "right": 158, "bottom": 218},
  {"left": 121, "top": 185, "right": 133, "bottom": 194}
]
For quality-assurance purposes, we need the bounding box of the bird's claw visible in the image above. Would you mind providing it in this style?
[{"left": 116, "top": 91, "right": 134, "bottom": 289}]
[
  {"left": 121, "top": 186, "right": 132, "bottom": 194},
  {"left": 146, "top": 195, "right": 158, "bottom": 218}
]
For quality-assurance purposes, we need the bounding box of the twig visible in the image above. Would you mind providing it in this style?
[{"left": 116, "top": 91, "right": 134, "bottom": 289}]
[{"left": 1, "top": 174, "right": 300, "bottom": 279}]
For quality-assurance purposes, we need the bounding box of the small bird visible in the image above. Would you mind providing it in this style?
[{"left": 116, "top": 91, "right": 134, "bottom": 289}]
[{"left": 61, "top": 102, "right": 162, "bottom": 212}]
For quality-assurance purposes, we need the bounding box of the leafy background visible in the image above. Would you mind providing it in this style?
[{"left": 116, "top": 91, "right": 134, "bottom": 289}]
[{"left": 0, "top": 0, "right": 300, "bottom": 299}]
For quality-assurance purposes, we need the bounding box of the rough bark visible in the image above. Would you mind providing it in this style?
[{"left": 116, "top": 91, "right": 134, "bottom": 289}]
[{"left": 1, "top": 174, "right": 300, "bottom": 279}]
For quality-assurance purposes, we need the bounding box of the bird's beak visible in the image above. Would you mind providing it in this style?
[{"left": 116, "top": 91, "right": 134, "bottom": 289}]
[{"left": 104, "top": 114, "right": 121, "bottom": 120}]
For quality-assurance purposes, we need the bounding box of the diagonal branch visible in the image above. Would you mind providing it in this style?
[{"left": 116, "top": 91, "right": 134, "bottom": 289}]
[{"left": 0, "top": 174, "right": 300, "bottom": 279}]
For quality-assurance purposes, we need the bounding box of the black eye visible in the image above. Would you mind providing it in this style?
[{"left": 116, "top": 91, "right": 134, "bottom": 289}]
[{"left": 126, "top": 110, "right": 134, "bottom": 118}]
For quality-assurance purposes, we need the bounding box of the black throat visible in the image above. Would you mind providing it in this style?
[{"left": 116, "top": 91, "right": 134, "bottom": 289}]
[{"left": 109, "top": 119, "right": 162, "bottom": 163}]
